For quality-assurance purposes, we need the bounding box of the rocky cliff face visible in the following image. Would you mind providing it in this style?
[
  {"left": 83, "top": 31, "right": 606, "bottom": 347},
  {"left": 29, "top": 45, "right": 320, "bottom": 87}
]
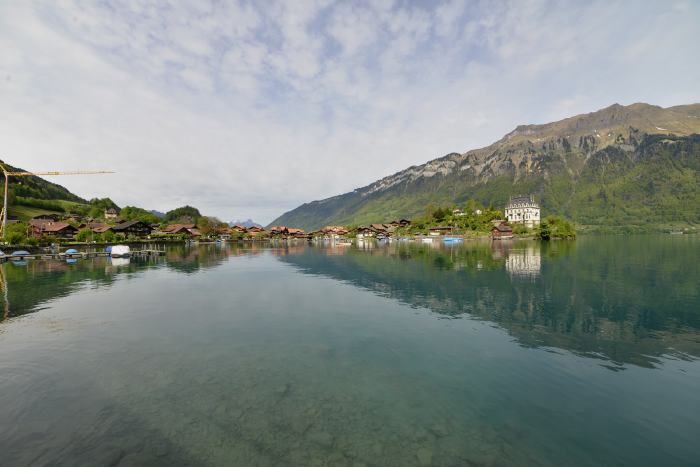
[{"left": 270, "top": 103, "right": 700, "bottom": 230}]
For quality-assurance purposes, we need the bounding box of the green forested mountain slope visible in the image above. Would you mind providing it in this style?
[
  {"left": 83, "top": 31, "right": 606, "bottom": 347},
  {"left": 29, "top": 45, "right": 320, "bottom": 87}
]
[
  {"left": 270, "top": 103, "right": 700, "bottom": 230},
  {"left": 0, "top": 161, "right": 87, "bottom": 203}
]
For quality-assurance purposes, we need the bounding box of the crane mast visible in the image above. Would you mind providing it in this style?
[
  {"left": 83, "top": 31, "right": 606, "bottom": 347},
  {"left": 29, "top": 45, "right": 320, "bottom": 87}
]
[{"left": 0, "top": 163, "right": 114, "bottom": 240}]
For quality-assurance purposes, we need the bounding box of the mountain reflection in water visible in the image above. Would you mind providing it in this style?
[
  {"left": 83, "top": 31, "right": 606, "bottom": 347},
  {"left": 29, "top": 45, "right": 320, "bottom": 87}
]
[
  {"left": 279, "top": 236, "right": 700, "bottom": 370},
  {"left": 0, "top": 237, "right": 698, "bottom": 466}
]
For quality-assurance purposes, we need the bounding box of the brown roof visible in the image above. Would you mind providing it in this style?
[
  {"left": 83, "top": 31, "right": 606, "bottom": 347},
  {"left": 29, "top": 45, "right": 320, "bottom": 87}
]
[
  {"left": 35, "top": 221, "right": 77, "bottom": 233},
  {"left": 112, "top": 220, "right": 151, "bottom": 231},
  {"left": 163, "top": 223, "right": 195, "bottom": 233},
  {"left": 493, "top": 223, "right": 513, "bottom": 233}
]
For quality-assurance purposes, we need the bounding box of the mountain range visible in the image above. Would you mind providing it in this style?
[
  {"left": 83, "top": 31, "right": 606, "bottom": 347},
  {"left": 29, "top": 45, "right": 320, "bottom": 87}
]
[{"left": 269, "top": 103, "right": 700, "bottom": 231}]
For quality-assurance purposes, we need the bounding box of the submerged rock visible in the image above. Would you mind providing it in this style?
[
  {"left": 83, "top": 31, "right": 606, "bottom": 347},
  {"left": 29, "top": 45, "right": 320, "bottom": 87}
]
[{"left": 428, "top": 423, "right": 449, "bottom": 438}]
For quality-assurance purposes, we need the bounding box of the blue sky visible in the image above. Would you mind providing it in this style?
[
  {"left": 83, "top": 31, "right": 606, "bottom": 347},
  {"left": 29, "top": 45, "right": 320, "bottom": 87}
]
[{"left": 1, "top": 0, "right": 699, "bottom": 223}]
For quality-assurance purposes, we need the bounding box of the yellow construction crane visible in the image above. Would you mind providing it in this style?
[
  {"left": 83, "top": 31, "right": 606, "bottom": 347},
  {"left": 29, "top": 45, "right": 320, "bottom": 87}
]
[{"left": 0, "top": 163, "right": 114, "bottom": 240}]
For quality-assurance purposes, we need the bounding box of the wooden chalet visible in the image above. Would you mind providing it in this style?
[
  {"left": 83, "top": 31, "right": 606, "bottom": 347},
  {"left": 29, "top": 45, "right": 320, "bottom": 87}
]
[
  {"left": 160, "top": 223, "right": 198, "bottom": 237},
  {"left": 269, "top": 225, "right": 288, "bottom": 236},
  {"left": 287, "top": 228, "right": 307, "bottom": 238},
  {"left": 28, "top": 220, "right": 78, "bottom": 239},
  {"left": 390, "top": 219, "right": 411, "bottom": 227},
  {"left": 322, "top": 225, "right": 349, "bottom": 236},
  {"left": 111, "top": 220, "right": 153, "bottom": 238}
]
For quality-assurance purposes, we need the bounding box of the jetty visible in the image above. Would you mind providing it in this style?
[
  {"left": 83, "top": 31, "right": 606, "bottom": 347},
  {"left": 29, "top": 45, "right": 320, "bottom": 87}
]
[{"left": 0, "top": 248, "right": 166, "bottom": 263}]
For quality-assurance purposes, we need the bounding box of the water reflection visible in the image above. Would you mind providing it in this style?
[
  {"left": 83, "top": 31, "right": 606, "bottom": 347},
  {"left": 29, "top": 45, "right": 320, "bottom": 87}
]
[{"left": 279, "top": 236, "right": 700, "bottom": 369}]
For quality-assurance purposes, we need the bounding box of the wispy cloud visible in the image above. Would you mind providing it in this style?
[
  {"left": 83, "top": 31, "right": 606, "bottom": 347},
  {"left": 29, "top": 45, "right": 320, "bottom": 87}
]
[{"left": 1, "top": 0, "right": 698, "bottom": 223}]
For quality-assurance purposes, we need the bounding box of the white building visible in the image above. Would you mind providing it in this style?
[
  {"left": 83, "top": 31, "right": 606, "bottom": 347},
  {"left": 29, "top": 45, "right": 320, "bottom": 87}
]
[{"left": 505, "top": 195, "right": 540, "bottom": 228}]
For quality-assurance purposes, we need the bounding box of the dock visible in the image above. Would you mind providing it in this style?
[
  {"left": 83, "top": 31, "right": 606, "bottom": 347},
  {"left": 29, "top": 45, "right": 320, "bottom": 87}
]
[{"left": 0, "top": 249, "right": 166, "bottom": 262}]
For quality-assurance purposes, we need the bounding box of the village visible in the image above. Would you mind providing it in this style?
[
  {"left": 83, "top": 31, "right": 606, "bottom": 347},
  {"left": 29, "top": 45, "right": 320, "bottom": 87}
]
[{"left": 11, "top": 194, "right": 573, "bottom": 246}]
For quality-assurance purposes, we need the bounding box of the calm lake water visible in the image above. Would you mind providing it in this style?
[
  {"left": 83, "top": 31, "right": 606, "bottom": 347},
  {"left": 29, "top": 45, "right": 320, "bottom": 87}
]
[{"left": 0, "top": 236, "right": 698, "bottom": 466}]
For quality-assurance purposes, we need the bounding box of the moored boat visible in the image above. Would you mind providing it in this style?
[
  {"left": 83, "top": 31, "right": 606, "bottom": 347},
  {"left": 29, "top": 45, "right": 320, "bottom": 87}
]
[
  {"left": 110, "top": 245, "right": 131, "bottom": 258},
  {"left": 10, "top": 250, "right": 31, "bottom": 259}
]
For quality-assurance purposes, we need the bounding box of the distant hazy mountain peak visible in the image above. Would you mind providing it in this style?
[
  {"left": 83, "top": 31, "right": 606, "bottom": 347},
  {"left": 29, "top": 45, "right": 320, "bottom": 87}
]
[{"left": 230, "top": 219, "right": 262, "bottom": 228}]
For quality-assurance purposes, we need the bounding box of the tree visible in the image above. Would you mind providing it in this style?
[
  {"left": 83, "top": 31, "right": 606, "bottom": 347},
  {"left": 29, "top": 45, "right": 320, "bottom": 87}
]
[
  {"left": 538, "top": 220, "right": 551, "bottom": 240},
  {"left": 165, "top": 205, "right": 201, "bottom": 223},
  {"left": 76, "top": 228, "right": 93, "bottom": 242},
  {"left": 87, "top": 198, "right": 120, "bottom": 219},
  {"left": 101, "top": 230, "right": 115, "bottom": 243},
  {"left": 5, "top": 222, "right": 28, "bottom": 245},
  {"left": 120, "top": 206, "right": 160, "bottom": 224}
]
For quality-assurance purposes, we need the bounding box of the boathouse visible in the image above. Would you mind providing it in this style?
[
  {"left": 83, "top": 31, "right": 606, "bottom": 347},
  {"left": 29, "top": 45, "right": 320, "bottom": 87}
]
[
  {"left": 491, "top": 222, "right": 513, "bottom": 240},
  {"left": 429, "top": 226, "right": 452, "bottom": 236}
]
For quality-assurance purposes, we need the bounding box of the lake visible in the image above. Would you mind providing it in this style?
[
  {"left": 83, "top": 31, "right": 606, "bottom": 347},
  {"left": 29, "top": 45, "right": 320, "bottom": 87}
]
[{"left": 0, "top": 236, "right": 698, "bottom": 466}]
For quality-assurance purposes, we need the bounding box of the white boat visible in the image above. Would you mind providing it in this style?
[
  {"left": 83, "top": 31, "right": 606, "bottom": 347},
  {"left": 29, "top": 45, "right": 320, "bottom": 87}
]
[{"left": 110, "top": 245, "right": 131, "bottom": 258}]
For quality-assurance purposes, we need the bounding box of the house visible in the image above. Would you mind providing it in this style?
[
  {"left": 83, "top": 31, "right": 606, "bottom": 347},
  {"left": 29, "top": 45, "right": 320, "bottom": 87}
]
[
  {"left": 111, "top": 220, "right": 153, "bottom": 238},
  {"left": 287, "top": 228, "right": 307, "bottom": 238},
  {"left": 355, "top": 226, "right": 374, "bottom": 239},
  {"left": 505, "top": 195, "right": 540, "bottom": 228},
  {"left": 322, "top": 225, "right": 349, "bottom": 235},
  {"left": 269, "top": 225, "right": 288, "bottom": 236},
  {"left": 230, "top": 224, "right": 248, "bottom": 233},
  {"left": 33, "top": 213, "right": 62, "bottom": 221},
  {"left": 215, "top": 226, "right": 232, "bottom": 240},
  {"left": 104, "top": 208, "right": 118, "bottom": 219},
  {"left": 247, "top": 226, "right": 265, "bottom": 236},
  {"left": 159, "top": 223, "right": 197, "bottom": 237},
  {"left": 429, "top": 226, "right": 452, "bottom": 236},
  {"left": 85, "top": 222, "right": 111, "bottom": 234},
  {"left": 452, "top": 209, "right": 465, "bottom": 217},
  {"left": 491, "top": 222, "right": 513, "bottom": 240},
  {"left": 28, "top": 220, "right": 78, "bottom": 239}
]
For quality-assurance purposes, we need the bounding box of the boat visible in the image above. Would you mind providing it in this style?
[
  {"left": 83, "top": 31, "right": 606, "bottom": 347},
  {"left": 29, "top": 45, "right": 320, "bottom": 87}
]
[
  {"left": 64, "top": 248, "right": 80, "bottom": 257},
  {"left": 421, "top": 237, "right": 433, "bottom": 243},
  {"left": 110, "top": 257, "right": 130, "bottom": 267},
  {"left": 110, "top": 245, "right": 131, "bottom": 258},
  {"left": 443, "top": 236, "right": 463, "bottom": 243},
  {"left": 10, "top": 250, "right": 31, "bottom": 259}
]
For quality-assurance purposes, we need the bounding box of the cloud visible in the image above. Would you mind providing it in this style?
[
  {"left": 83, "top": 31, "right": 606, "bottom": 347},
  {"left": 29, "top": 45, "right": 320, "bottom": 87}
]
[{"left": 1, "top": 0, "right": 698, "bottom": 224}]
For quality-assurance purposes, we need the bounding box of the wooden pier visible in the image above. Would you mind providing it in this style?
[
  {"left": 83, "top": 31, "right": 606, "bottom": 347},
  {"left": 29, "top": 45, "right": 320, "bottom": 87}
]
[{"left": 0, "top": 249, "right": 166, "bottom": 262}]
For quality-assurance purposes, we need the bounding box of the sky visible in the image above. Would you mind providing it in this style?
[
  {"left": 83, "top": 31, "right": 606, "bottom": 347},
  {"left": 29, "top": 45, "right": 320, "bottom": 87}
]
[{"left": 1, "top": 1, "right": 699, "bottom": 224}]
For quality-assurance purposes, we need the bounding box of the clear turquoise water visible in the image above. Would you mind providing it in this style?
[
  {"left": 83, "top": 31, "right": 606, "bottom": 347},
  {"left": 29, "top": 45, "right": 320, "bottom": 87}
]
[{"left": 0, "top": 237, "right": 698, "bottom": 466}]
